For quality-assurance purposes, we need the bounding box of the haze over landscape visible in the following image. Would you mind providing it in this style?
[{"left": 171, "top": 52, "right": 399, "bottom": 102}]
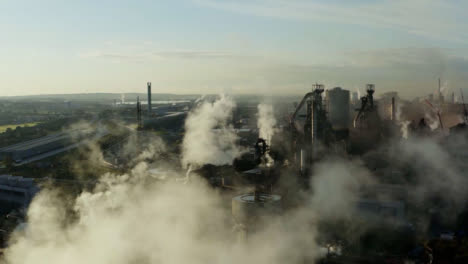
[
  {"left": 3, "top": 1, "right": 468, "bottom": 264},
  {"left": 1, "top": 0, "right": 468, "bottom": 97}
]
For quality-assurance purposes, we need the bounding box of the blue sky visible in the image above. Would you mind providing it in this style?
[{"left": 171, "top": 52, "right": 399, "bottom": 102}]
[{"left": 0, "top": 0, "right": 467, "bottom": 97}]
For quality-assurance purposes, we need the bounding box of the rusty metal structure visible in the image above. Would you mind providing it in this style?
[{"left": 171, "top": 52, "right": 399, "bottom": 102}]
[
  {"left": 290, "top": 84, "right": 332, "bottom": 182},
  {"left": 353, "top": 84, "right": 376, "bottom": 129}
]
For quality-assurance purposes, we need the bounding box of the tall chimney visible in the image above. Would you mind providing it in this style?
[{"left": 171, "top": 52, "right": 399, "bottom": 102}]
[
  {"left": 147, "top": 82, "right": 152, "bottom": 113},
  {"left": 438, "top": 78, "right": 441, "bottom": 94},
  {"left": 137, "top": 96, "right": 142, "bottom": 129},
  {"left": 391, "top": 97, "right": 396, "bottom": 121},
  {"left": 438, "top": 78, "right": 444, "bottom": 103}
]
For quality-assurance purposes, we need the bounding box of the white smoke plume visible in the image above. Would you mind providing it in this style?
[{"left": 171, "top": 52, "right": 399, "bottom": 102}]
[
  {"left": 5, "top": 161, "right": 375, "bottom": 264},
  {"left": 440, "top": 80, "right": 449, "bottom": 95},
  {"left": 120, "top": 132, "right": 167, "bottom": 166},
  {"left": 310, "top": 159, "right": 375, "bottom": 220},
  {"left": 368, "top": 134, "right": 468, "bottom": 234},
  {"left": 397, "top": 137, "right": 468, "bottom": 213},
  {"left": 356, "top": 87, "right": 361, "bottom": 99},
  {"left": 5, "top": 170, "right": 231, "bottom": 264},
  {"left": 257, "top": 104, "right": 277, "bottom": 144},
  {"left": 2, "top": 122, "right": 386, "bottom": 264},
  {"left": 4, "top": 156, "right": 325, "bottom": 264},
  {"left": 400, "top": 120, "right": 411, "bottom": 139},
  {"left": 182, "top": 95, "right": 243, "bottom": 168},
  {"left": 424, "top": 112, "right": 441, "bottom": 131},
  {"left": 7, "top": 105, "right": 467, "bottom": 263}
]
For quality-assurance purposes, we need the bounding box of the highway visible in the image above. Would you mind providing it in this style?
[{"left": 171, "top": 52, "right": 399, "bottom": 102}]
[{"left": 13, "top": 126, "right": 108, "bottom": 166}]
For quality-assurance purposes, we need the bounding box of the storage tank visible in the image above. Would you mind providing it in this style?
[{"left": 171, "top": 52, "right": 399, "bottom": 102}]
[
  {"left": 232, "top": 193, "right": 282, "bottom": 239},
  {"left": 326, "top": 87, "right": 350, "bottom": 130}
]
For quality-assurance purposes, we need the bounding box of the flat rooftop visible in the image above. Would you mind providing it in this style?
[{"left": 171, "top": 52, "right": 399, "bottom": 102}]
[{"left": 0, "top": 129, "right": 92, "bottom": 152}]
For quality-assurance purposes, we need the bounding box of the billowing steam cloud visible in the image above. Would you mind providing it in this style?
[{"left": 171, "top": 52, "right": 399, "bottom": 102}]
[
  {"left": 2, "top": 121, "right": 382, "bottom": 264},
  {"left": 182, "top": 95, "right": 243, "bottom": 168},
  {"left": 394, "top": 136, "right": 468, "bottom": 214},
  {"left": 5, "top": 97, "right": 468, "bottom": 264},
  {"left": 310, "top": 159, "right": 375, "bottom": 220},
  {"left": 257, "top": 104, "right": 277, "bottom": 144},
  {"left": 3, "top": 139, "right": 327, "bottom": 264},
  {"left": 400, "top": 121, "right": 411, "bottom": 139},
  {"left": 5, "top": 167, "right": 236, "bottom": 264}
]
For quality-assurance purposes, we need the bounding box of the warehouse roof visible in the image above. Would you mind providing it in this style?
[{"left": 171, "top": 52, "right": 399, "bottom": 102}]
[{"left": 0, "top": 129, "right": 90, "bottom": 152}]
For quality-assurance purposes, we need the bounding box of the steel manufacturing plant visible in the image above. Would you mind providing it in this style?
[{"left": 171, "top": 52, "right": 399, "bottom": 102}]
[
  {"left": 1, "top": 81, "right": 468, "bottom": 264},
  {"left": 2, "top": 2, "right": 468, "bottom": 264}
]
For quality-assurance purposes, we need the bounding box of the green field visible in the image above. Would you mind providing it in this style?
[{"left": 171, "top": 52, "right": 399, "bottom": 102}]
[{"left": 0, "top": 122, "right": 41, "bottom": 133}]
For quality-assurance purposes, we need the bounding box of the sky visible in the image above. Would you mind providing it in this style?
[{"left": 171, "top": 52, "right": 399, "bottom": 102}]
[{"left": 0, "top": 0, "right": 467, "bottom": 98}]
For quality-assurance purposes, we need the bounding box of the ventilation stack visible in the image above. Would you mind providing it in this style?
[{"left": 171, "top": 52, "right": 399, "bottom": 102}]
[
  {"left": 147, "top": 82, "right": 152, "bottom": 113},
  {"left": 137, "top": 96, "right": 142, "bottom": 130},
  {"left": 438, "top": 78, "right": 444, "bottom": 103}
]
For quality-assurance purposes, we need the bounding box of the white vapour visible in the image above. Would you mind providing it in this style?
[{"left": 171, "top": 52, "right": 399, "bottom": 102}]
[
  {"left": 5, "top": 168, "right": 230, "bottom": 264},
  {"left": 398, "top": 137, "right": 468, "bottom": 213},
  {"left": 310, "top": 159, "right": 375, "bottom": 220},
  {"left": 5, "top": 161, "right": 324, "bottom": 264},
  {"left": 257, "top": 104, "right": 277, "bottom": 143},
  {"left": 121, "top": 132, "right": 167, "bottom": 165},
  {"left": 440, "top": 80, "right": 449, "bottom": 94},
  {"left": 3, "top": 126, "right": 403, "bottom": 264},
  {"left": 400, "top": 121, "right": 411, "bottom": 139},
  {"left": 13, "top": 110, "right": 467, "bottom": 264},
  {"left": 371, "top": 134, "right": 468, "bottom": 232},
  {"left": 182, "top": 95, "right": 243, "bottom": 168},
  {"left": 424, "top": 113, "right": 440, "bottom": 131}
]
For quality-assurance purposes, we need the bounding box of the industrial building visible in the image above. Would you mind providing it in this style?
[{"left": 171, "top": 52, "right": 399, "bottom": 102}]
[
  {"left": 356, "top": 199, "right": 406, "bottom": 224},
  {"left": 325, "top": 87, "right": 350, "bottom": 130},
  {"left": 143, "top": 112, "right": 187, "bottom": 131},
  {"left": 2, "top": 80, "right": 468, "bottom": 263},
  {"left": 379, "top": 91, "right": 399, "bottom": 121},
  {"left": 0, "top": 129, "right": 95, "bottom": 163},
  {"left": 0, "top": 175, "right": 39, "bottom": 213}
]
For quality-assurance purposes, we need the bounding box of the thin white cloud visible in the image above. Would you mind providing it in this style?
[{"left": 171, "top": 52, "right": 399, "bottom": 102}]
[
  {"left": 78, "top": 50, "right": 255, "bottom": 62},
  {"left": 342, "top": 47, "right": 448, "bottom": 68},
  {"left": 193, "top": 0, "right": 468, "bottom": 43},
  {"left": 75, "top": 40, "right": 468, "bottom": 98},
  {"left": 152, "top": 50, "right": 246, "bottom": 59}
]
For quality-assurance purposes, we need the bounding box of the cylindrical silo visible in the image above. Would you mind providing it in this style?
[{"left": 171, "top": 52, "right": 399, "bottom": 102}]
[
  {"left": 232, "top": 193, "right": 282, "bottom": 239},
  {"left": 326, "top": 87, "right": 350, "bottom": 130}
]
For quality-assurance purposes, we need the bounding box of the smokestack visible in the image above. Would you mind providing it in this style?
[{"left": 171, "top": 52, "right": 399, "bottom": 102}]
[
  {"left": 438, "top": 78, "right": 444, "bottom": 103},
  {"left": 391, "top": 97, "right": 396, "bottom": 121},
  {"left": 137, "top": 96, "right": 142, "bottom": 129},
  {"left": 366, "top": 84, "right": 375, "bottom": 108},
  {"left": 147, "top": 82, "right": 152, "bottom": 113},
  {"left": 439, "top": 78, "right": 441, "bottom": 95},
  {"left": 310, "top": 84, "right": 324, "bottom": 147}
]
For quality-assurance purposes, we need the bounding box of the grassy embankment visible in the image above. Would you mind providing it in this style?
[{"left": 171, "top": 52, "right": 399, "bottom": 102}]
[{"left": 0, "top": 122, "right": 40, "bottom": 133}]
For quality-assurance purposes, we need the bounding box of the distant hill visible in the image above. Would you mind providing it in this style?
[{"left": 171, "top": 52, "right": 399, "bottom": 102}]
[
  {"left": 0, "top": 93, "right": 202, "bottom": 103},
  {"left": 0, "top": 93, "right": 302, "bottom": 105}
]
